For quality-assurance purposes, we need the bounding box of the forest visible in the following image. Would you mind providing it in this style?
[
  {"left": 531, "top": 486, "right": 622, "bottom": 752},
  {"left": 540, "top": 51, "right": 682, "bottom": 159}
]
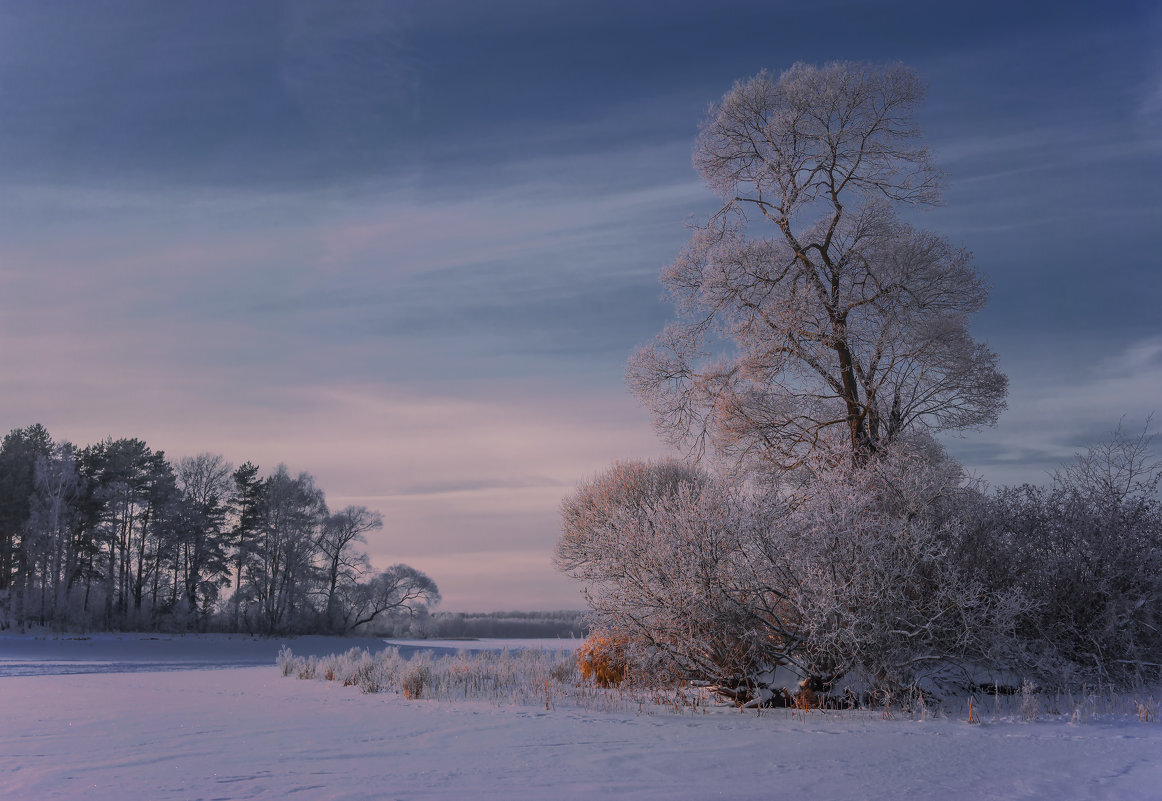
[{"left": 0, "top": 424, "right": 438, "bottom": 635}]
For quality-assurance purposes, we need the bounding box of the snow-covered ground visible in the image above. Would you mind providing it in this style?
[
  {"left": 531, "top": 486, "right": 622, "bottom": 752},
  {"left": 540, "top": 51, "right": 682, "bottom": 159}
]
[{"left": 2, "top": 634, "right": 1161, "bottom": 800}]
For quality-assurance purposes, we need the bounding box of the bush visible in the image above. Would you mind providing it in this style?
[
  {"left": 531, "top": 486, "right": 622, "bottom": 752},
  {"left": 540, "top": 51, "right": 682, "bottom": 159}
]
[
  {"left": 296, "top": 655, "right": 318, "bottom": 680},
  {"left": 959, "top": 424, "right": 1162, "bottom": 688},
  {"left": 557, "top": 422, "right": 1162, "bottom": 703},
  {"left": 556, "top": 442, "right": 1030, "bottom": 704},
  {"left": 401, "top": 662, "right": 432, "bottom": 700},
  {"left": 577, "top": 634, "right": 628, "bottom": 687},
  {"left": 549, "top": 655, "right": 577, "bottom": 685},
  {"left": 276, "top": 645, "right": 296, "bottom": 677}
]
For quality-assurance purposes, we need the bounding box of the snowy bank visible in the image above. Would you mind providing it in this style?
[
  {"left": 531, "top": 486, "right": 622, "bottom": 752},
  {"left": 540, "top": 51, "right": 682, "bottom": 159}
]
[{"left": 2, "top": 639, "right": 1161, "bottom": 800}]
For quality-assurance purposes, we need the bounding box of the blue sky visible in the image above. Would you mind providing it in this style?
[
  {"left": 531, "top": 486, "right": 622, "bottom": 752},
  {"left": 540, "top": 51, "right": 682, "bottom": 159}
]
[{"left": 1, "top": 1, "right": 1159, "bottom": 610}]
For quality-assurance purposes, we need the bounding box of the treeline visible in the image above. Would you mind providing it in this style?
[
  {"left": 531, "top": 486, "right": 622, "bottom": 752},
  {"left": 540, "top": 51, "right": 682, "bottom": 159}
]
[{"left": 0, "top": 424, "right": 438, "bottom": 635}]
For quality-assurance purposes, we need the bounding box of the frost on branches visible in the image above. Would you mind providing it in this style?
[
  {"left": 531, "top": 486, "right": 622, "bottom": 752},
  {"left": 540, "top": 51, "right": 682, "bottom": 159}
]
[
  {"left": 558, "top": 429, "right": 1162, "bottom": 705},
  {"left": 959, "top": 423, "right": 1162, "bottom": 687},
  {"left": 559, "top": 62, "right": 1162, "bottom": 707},
  {"left": 557, "top": 441, "right": 1025, "bottom": 705},
  {"left": 627, "top": 61, "right": 1006, "bottom": 472}
]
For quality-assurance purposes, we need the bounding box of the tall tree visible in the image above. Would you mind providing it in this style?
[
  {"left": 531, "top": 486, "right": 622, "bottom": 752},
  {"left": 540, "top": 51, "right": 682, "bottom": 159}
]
[
  {"left": 628, "top": 62, "right": 1006, "bottom": 470},
  {"left": 176, "top": 453, "right": 234, "bottom": 627},
  {"left": 228, "top": 461, "right": 264, "bottom": 629},
  {"left": 245, "top": 465, "right": 325, "bottom": 633},
  {"left": 0, "top": 424, "right": 53, "bottom": 596},
  {"left": 78, "top": 438, "right": 177, "bottom": 629}
]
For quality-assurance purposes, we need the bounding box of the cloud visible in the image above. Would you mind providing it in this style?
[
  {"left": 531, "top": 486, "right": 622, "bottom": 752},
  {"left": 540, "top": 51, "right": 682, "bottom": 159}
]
[
  {"left": 945, "top": 336, "right": 1162, "bottom": 487},
  {"left": 3, "top": 0, "right": 1158, "bottom": 613},
  {"left": 277, "top": 2, "right": 421, "bottom": 135},
  {"left": 384, "top": 477, "right": 565, "bottom": 497},
  {"left": 0, "top": 157, "right": 701, "bottom": 394}
]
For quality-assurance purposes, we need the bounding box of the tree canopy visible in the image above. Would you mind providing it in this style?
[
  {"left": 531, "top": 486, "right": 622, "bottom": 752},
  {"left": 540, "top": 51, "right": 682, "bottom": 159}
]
[{"left": 629, "top": 62, "right": 1007, "bottom": 470}]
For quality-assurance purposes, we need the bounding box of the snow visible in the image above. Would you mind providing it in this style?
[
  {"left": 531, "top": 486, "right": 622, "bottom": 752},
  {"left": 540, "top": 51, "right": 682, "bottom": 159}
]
[{"left": 2, "top": 635, "right": 1161, "bottom": 800}]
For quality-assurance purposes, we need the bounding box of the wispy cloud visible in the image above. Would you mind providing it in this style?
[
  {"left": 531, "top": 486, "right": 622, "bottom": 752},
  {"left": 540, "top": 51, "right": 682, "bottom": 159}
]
[
  {"left": 946, "top": 336, "right": 1162, "bottom": 487},
  {"left": 2, "top": 0, "right": 1158, "bottom": 610}
]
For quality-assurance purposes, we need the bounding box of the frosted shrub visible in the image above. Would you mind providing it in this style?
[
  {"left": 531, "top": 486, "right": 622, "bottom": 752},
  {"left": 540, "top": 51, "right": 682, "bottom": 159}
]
[
  {"left": 959, "top": 424, "right": 1162, "bottom": 689},
  {"left": 401, "top": 662, "right": 432, "bottom": 700},
  {"left": 557, "top": 442, "right": 1029, "bottom": 706},
  {"left": 549, "top": 654, "right": 577, "bottom": 685},
  {"left": 320, "top": 653, "right": 340, "bottom": 682},
  {"left": 320, "top": 648, "right": 368, "bottom": 683},
  {"left": 349, "top": 647, "right": 405, "bottom": 694},
  {"left": 355, "top": 655, "right": 382, "bottom": 693},
  {"left": 557, "top": 460, "right": 761, "bottom": 697},
  {"left": 276, "top": 644, "right": 697, "bottom": 715},
  {"left": 351, "top": 658, "right": 376, "bottom": 689},
  {"left": 296, "top": 655, "right": 318, "bottom": 680},
  {"left": 275, "top": 646, "right": 408, "bottom": 692},
  {"left": 277, "top": 645, "right": 296, "bottom": 677},
  {"left": 275, "top": 646, "right": 317, "bottom": 680},
  {"left": 340, "top": 647, "right": 373, "bottom": 686}
]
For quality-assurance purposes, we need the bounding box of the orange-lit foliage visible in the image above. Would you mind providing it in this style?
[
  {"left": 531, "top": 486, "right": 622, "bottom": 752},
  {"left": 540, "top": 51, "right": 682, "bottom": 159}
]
[{"left": 577, "top": 634, "right": 628, "bottom": 687}]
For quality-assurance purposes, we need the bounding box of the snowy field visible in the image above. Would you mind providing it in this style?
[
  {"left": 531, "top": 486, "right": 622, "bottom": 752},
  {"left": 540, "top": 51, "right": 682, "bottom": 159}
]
[{"left": 2, "top": 635, "right": 1161, "bottom": 800}]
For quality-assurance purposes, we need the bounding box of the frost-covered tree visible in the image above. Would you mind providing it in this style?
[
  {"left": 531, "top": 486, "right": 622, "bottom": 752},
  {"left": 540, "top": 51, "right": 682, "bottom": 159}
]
[
  {"left": 629, "top": 62, "right": 1007, "bottom": 470},
  {"left": 557, "top": 459, "right": 754, "bottom": 690}
]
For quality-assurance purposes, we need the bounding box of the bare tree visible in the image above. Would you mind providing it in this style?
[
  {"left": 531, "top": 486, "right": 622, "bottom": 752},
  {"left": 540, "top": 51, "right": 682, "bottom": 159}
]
[
  {"left": 629, "top": 62, "right": 1007, "bottom": 470},
  {"left": 340, "top": 564, "right": 440, "bottom": 633},
  {"left": 317, "top": 505, "right": 381, "bottom": 632}
]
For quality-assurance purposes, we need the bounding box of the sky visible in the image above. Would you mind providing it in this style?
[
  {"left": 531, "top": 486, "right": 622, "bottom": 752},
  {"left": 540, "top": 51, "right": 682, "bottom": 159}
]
[{"left": 1, "top": 0, "right": 1159, "bottom": 611}]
